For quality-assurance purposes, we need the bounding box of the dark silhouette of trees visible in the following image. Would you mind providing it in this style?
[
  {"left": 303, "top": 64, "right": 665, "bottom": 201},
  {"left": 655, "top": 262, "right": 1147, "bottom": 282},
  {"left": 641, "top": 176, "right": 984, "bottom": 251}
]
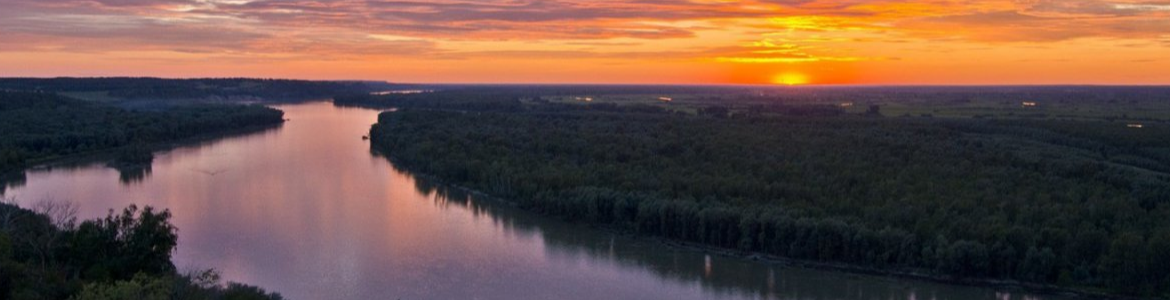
[
  {"left": 0, "top": 77, "right": 384, "bottom": 102},
  {"left": 0, "top": 91, "right": 284, "bottom": 174},
  {"left": 370, "top": 100, "right": 1170, "bottom": 297},
  {"left": 68, "top": 205, "right": 177, "bottom": 281},
  {"left": 0, "top": 201, "right": 282, "bottom": 300}
]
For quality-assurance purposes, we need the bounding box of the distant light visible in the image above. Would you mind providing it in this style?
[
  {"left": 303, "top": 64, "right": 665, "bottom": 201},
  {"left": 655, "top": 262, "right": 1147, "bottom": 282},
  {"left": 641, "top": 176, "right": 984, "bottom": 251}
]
[
  {"left": 1128, "top": 124, "right": 1145, "bottom": 128},
  {"left": 1022, "top": 102, "right": 1038, "bottom": 107},
  {"left": 839, "top": 102, "right": 854, "bottom": 107},
  {"left": 659, "top": 97, "right": 673, "bottom": 102},
  {"left": 773, "top": 73, "right": 809, "bottom": 86}
]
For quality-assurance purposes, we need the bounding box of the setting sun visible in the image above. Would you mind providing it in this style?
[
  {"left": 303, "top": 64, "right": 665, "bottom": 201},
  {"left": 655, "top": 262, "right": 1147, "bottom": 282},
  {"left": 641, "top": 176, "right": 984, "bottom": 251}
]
[
  {"left": 2, "top": 1, "right": 1169, "bottom": 84},
  {"left": 4, "top": 0, "right": 1170, "bottom": 299},
  {"left": 774, "top": 73, "right": 810, "bottom": 86}
]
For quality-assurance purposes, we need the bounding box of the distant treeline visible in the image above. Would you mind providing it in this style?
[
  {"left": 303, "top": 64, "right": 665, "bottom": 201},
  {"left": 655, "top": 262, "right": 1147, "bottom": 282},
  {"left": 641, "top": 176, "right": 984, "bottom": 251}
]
[
  {"left": 370, "top": 101, "right": 1170, "bottom": 297},
  {"left": 342, "top": 84, "right": 1170, "bottom": 103},
  {"left": 0, "top": 78, "right": 391, "bottom": 101},
  {"left": 336, "top": 85, "right": 1170, "bottom": 124},
  {"left": 334, "top": 90, "right": 525, "bottom": 111},
  {"left": 0, "top": 91, "right": 284, "bottom": 173},
  {"left": 335, "top": 90, "right": 849, "bottom": 117},
  {"left": 1, "top": 201, "right": 282, "bottom": 299}
]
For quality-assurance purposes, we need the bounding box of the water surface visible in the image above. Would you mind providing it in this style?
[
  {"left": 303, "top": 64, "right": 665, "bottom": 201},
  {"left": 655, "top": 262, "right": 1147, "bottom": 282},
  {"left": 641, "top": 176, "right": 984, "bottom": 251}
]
[{"left": 4, "top": 101, "right": 1072, "bottom": 300}]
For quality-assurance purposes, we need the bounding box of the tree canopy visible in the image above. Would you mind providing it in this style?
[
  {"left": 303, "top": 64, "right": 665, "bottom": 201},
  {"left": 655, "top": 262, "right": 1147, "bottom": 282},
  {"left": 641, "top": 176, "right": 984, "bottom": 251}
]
[
  {"left": 1, "top": 201, "right": 282, "bottom": 300},
  {"left": 0, "top": 91, "right": 284, "bottom": 174},
  {"left": 370, "top": 98, "right": 1170, "bottom": 297}
]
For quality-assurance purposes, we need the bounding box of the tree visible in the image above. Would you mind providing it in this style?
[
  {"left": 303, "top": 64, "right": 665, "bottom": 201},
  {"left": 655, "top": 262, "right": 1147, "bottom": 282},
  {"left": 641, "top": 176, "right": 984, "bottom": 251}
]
[
  {"left": 72, "top": 274, "right": 171, "bottom": 300},
  {"left": 69, "top": 205, "right": 178, "bottom": 281}
]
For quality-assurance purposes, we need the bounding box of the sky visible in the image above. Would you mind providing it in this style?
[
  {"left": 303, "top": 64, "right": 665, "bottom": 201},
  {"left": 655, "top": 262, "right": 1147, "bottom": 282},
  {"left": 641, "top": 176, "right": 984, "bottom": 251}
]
[{"left": 0, "top": 0, "right": 1168, "bottom": 85}]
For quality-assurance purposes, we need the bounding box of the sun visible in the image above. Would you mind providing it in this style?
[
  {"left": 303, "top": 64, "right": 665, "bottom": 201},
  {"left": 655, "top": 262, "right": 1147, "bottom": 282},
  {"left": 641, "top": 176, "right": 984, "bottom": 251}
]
[{"left": 773, "top": 73, "right": 810, "bottom": 86}]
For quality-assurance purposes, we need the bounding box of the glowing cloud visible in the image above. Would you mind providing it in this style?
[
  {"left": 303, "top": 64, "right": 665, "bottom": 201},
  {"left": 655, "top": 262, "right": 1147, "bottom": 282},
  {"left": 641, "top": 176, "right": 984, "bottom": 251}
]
[
  {"left": 773, "top": 73, "right": 810, "bottom": 85},
  {"left": 0, "top": 0, "right": 1167, "bottom": 84}
]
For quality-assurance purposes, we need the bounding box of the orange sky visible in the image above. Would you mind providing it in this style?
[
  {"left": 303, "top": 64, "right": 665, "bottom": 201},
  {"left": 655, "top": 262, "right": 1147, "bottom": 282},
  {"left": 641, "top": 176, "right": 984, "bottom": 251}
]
[{"left": 1, "top": 0, "right": 1168, "bottom": 85}]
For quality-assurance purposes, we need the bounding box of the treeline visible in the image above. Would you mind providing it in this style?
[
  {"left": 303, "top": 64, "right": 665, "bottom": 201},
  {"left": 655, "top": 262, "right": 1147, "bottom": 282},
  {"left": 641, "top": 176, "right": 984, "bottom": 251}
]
[
  {"left": 338, "top": 84, "right": 1170, "bottom": 105},
  {"left": 0, "top": 91, "right": 284, "bottom": 173},
  {"left": 370, "top": 105, "right": 1170, "bottom": 297},
  {"left": 1, "top": 201, "right": 282, "bottom": 299},
  {"left": 334, "top": 91, "right": 657, "bottom": 113},
  {"left": 405, "top": 175, "right": 951, "bottom": 300},
  {"left": 333, "top": 90, "right": 525, "bottom": 111},
  {"left": 334, "top": 89, "right": 846, "bottom": 117},
  {"left": 738, "top": 86, "right": 1170, "bottom": 106},
  {"left": 0, "top": 77, "right": 388, "bottom": 101}
]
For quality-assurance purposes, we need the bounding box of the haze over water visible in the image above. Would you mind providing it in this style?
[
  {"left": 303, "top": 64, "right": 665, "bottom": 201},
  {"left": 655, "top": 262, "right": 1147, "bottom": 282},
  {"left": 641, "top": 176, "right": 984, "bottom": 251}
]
[{"left": 3, "top": 102, "right": 1072, "bottom": 300}]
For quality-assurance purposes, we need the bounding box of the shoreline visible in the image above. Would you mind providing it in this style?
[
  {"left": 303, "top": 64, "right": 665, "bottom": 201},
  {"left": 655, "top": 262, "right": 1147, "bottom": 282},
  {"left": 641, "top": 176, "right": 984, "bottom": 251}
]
[
  {"left": 383, "top": 156, "right": 1146, "bottom": 300},
  {"left": 4, "top": 122, "right": 284, "bottom": 178}
]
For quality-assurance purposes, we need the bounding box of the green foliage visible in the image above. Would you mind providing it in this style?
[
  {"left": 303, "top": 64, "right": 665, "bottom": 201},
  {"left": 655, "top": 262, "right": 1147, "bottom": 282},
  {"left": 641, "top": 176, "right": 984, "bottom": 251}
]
[
  {"left": 334, "top": 90, "right": 524, "bottom": 111},
  {"left": 371, "top": 103, "right": 1170, "bottom": 297},
  {"left": 0, "top": 202, "right": 280, "bottom": 300},
  {"left": 0, "top": 91, "right": 284, "bottom": 173},
  {"left": 218, "top": 283, "right": 284, "bottom": 300},
  {"left": 0, "top": 231, "right": 13, "bottom": 296},
  {"left": 71, "top": 270, "right": 284, "bottom": 300},
  {"left": 0, "top": 77, "right": 381, "bottom": 101},
  {"left": 72, "top": 274, "right": 171, "bottom": 300},
  {"left": 69, "top": 205, "right": 178, "bottom": 281}
]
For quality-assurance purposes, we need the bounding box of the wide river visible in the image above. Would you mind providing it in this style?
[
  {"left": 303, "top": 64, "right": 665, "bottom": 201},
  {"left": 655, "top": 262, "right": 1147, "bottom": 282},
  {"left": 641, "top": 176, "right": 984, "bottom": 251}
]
[{"left": 3, "top": 101, "right": 1073, "bottom": 300}]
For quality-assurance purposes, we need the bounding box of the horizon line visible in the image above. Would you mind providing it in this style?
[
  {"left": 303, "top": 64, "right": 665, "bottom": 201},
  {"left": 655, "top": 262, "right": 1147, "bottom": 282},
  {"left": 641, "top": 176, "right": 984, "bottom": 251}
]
[{"left": 3, "top": 76, "right": 1170, "bottom": 87}]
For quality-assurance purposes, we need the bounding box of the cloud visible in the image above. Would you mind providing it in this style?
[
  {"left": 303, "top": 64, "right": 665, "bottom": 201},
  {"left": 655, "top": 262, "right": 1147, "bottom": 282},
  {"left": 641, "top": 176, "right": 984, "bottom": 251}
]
[
  {"left": 192, "top": 0, "right": 768, "bottom": 39},
  {"left": 710, "top": 38, "right": 881, "bottom": 63},
  {"left": 1023, "top": 0, "right": 1170, "bottom": 16},
  {"left": 89, "top": 0, "right": 196, "bottom": 7},
  {"left": 904, "top": 8, "right": 1170, "bottom": 42},
  {"left": 0, "top": 0, "right": 1167, "bottom": 65},
  {"left": 758, "top": 0, "right": 820, "bottom": 7}
]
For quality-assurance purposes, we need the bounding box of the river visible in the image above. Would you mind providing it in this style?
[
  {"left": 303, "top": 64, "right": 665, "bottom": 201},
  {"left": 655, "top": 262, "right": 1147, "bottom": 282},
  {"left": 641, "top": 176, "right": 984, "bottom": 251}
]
[{"left": 2, "top": 101, "right": 1073, "bottom": 300}]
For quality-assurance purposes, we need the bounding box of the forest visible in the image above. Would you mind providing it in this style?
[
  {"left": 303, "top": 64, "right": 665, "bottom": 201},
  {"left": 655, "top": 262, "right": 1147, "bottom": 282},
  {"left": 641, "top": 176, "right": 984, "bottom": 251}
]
[
  {"left": 337, "top": 85, "right": 1170, "bottom": 122},
  {"left": 0, "top": 78, "right": 390, "bottom": 102},
  {"left": 1, "top": 201, "right": 282, "bottom": 300},
  {"left": 334, "top": 89, "right": 525, "bottom": 111},
  {"left": 0, "top": 91, "right": 285, "bottom": 174},
  {"left": 368, "top": 94, "right": 1170, "bottom": 297}
]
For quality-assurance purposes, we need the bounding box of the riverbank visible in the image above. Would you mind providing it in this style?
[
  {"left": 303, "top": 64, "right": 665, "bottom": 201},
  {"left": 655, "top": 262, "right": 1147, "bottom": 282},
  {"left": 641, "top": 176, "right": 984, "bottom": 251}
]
[
  {"left": 379, "top": 154, "right": 1150, "bottom": 300},
  {"left": 0, "top": 201, "right": 283, "bottom": 299},
  {"left": 21, "top": 122, "right": 283, "bottom": 172},
  {"left": 7, "top": 100, "right": 1116, "bottom": 300},
  {"left": 367, "top": 106, "right": 1170, "bottom": 299},
  {"left": 1, "top": 90, "right": 287, "bottom": 178},
  {"left": 1, "top": 122, "right": 285, "bottom": 195}
]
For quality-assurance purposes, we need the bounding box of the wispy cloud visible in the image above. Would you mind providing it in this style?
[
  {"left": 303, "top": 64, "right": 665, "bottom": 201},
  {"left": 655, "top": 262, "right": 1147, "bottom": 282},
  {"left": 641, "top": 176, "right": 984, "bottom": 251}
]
[{"left": 0, "top": 0, "right": 1167, "bottom": 83}]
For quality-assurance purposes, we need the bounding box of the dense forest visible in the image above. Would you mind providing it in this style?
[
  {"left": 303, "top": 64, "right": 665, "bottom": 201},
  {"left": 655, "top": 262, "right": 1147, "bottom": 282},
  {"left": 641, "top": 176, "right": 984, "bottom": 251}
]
[
  {"left": 0, "top": 78, "right": 390, "bottom": 102},
  {"left": 337, "top": 85, "right": 1170, "bottom": 122},
  {"left": 334, "top": 89, "right": 525, "bottom": 111},
  {"left": 1, "top": 201, "right": 282, "bottom": 299},
  {"left": 333, "top": 85, "right": 1170, "bottom": 104},
  {"left": 0, "top": 91, "right": 284, "bottom": 174},
  {"left": 369, "top": 97, "right": 1170, "bottom": 297}
]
